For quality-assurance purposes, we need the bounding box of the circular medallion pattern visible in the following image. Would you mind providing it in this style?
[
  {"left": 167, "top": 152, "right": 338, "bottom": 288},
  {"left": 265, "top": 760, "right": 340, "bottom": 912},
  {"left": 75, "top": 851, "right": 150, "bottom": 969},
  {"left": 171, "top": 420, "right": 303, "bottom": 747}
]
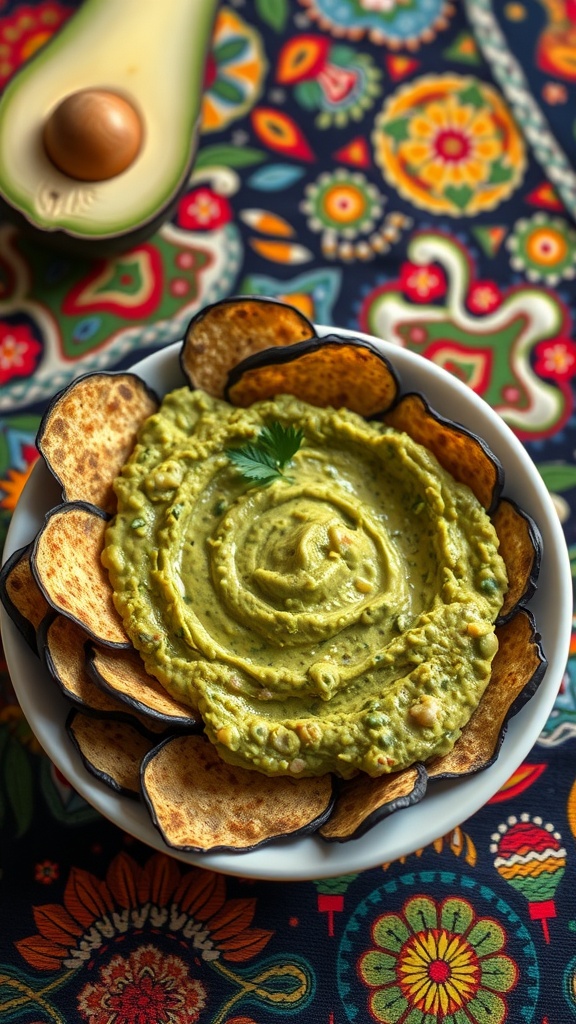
[
  {"left": 373, "top": 75, "right": 526, "bottom": 216},
  {"left": 338, "top": 871, "right": 539, "bottom": 1023}
]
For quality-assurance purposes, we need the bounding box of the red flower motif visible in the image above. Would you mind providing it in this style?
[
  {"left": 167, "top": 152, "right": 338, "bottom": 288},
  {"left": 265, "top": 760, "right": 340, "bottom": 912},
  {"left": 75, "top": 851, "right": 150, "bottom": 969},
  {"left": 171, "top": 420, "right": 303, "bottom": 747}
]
[
  {"left": 466, "top": 280, "right": 502, "bottom": 315},
  {"left": 177, "top": 187, "right": 233, "bottom": 231},
  {"left": 399, "top": 261, "right": 447, "bottom": 303},
  {"left": 78, "top": 944, "right": 207, "bottom": 1024},
  {"left": 0, "top": 324, "right": 42, "bottom": 385},
  {"left": 35, "top": 860, "right": 59, "bottom": 885},
  {"left": 534, "top": 337, "right": 576, "bottom": 379}
]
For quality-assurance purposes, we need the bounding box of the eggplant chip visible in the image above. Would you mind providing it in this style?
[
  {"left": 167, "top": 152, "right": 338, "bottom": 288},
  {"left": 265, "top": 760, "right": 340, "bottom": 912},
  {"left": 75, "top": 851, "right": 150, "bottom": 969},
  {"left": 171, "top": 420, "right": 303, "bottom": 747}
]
[
  {"left": 67, "top": 709, "right": 154, "bottom": 797},
  {"left": 41, "top": 613, "right": 120, "bottom": 711},
  {"left": 492, "top": 498, "right": 541, "bottom": 622},
  {"left": 384, "top": 392, "right": 503, "bottom": 513},
  {"left": 141, "top": 733, "right": 335, "bottom": 853},
  {"left": 86, "top": 644, "right": 200, "bottom": 729},
  {"left": 37, "top": 371, "right": 159, "bottom": 515},
  {"left": 226, "top": 335, "right": 399, "bottom": 417},
  {"left": 40, "top": 614, "right": 166, "bottom": 733},
  {"left": 181, "top": 296, "right": 314, "bottom": 397},
  {"left": 319, "top": 763, "right": 427, "bottom": 843},
  {"left": 427, "top": 609, "right": 546, "bottom": 780},
  {"left": 32, "top": 502, "right": 129, "bottom": 648},
  {"left": 0, "top": 543, "right": 50, "bottom": 652}
]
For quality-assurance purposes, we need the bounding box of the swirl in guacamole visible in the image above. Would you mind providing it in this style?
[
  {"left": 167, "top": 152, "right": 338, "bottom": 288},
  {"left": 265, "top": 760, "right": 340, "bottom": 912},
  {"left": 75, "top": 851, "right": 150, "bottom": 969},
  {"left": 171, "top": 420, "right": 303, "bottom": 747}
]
[{"left": 102, "top": 388, "right": 507, "bottom": 779}]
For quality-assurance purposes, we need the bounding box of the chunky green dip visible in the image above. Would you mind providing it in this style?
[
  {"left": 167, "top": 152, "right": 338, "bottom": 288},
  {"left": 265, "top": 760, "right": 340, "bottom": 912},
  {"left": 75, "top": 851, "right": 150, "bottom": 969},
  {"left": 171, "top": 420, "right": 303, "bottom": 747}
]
[{"left": 102, "top": 388, "right": 508, "bottom": 779}]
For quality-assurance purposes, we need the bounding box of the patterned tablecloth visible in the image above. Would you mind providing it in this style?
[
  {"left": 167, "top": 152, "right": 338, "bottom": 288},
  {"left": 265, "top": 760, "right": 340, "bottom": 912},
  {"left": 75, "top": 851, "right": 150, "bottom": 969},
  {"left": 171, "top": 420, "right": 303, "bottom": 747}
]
[{"left": 1, "top": 1, "right": 576, "bottom": 1021}]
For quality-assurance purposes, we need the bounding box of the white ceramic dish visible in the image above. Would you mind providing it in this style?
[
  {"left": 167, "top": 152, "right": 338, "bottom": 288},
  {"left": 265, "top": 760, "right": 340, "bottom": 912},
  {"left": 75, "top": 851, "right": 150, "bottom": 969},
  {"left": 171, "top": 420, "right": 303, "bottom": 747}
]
[{"left": 1, "top": 328, "right": 572, "bottom": 880}]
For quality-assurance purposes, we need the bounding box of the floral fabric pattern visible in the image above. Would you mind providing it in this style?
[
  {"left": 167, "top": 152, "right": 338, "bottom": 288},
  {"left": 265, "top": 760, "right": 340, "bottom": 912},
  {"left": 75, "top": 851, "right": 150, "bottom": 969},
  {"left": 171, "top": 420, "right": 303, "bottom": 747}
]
[
  {"left": 359, "top": 894, "right": 518, "bottom": 1022},
  {"left": 78, "top": 945, "right": 208, "bottom": 1024},
  {"left": 1, "top": 2, "right": 576, "bottom": 1024},
  {"left": 373, "top": 75, "right": 526, "bottom": 215}
]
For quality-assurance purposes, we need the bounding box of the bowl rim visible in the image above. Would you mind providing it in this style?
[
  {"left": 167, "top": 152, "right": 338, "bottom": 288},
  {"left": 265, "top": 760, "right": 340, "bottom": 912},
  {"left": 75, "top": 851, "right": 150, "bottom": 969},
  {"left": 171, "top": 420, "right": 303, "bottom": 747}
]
[{"left": 1, "top": 325, "right": 572, "bottom": 880}]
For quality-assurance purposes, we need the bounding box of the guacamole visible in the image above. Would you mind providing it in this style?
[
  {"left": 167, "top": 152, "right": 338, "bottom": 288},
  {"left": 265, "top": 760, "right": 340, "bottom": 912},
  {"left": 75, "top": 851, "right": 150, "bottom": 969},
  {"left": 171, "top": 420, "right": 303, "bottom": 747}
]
[{"left": 102, "top": 388, "right": 507, "bottom": 779}]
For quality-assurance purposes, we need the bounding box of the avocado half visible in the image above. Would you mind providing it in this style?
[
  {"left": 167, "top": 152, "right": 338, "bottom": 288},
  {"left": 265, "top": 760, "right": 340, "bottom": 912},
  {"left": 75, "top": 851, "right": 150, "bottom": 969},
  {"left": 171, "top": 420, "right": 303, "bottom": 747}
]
[{"left": 0, "top": 0, "right": 217, "bottom": 254}]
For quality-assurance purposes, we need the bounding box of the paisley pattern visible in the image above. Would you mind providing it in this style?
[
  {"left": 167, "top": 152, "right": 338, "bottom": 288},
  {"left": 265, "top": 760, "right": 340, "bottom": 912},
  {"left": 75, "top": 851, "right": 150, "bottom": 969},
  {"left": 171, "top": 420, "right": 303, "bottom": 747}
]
[
  {"left": 1, "top": 2, "right": 576, "bottom": 1023},
  {"left": 202, "top": 6, "right": 267, "bottom": 133},
  {"left": 277, "top": 36, "right": 382, "bottom": 127},
  {"left": 358, "top": 230, "right": 576, "bottom": 438}
]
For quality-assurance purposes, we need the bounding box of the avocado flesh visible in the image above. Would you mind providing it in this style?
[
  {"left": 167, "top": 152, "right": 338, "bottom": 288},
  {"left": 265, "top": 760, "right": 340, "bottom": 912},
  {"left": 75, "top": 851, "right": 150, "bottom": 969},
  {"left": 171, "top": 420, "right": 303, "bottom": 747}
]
[{"left": 0, "top": 0, "right": 217, "bottom": 241}]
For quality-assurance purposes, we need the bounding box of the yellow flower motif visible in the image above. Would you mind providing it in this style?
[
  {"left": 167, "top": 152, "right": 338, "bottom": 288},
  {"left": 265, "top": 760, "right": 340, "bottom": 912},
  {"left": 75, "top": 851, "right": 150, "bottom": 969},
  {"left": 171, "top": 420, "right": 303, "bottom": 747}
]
[
  {"left": 397, "top": 927, "right": 479, "bottom": 1014},
  {"left": 373, "top": 74, "right": 526, "bottom": 216},
  {"left": 400, "top": 95, "right": 502, "bottom": 190},
  {"left": 359, "top": 893, "right": 518, "bottom": 1024}
]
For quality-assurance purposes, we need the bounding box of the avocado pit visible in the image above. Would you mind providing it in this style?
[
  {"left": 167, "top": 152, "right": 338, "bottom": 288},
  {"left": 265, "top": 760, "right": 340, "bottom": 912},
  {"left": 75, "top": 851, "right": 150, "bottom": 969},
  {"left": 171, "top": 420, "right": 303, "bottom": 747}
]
[{"left": 43, "top": 88, "right": 143, "bottom": 182}]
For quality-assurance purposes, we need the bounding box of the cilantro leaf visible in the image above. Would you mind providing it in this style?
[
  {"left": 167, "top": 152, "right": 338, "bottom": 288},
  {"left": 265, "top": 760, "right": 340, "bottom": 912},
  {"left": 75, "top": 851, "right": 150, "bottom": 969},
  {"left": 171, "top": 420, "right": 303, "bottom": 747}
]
[
  {"left": 259, "top": 422, "right": 304, "bottom": 467},
  {"left": 225, "top": 421, "right": 304, "bottom": 486}
]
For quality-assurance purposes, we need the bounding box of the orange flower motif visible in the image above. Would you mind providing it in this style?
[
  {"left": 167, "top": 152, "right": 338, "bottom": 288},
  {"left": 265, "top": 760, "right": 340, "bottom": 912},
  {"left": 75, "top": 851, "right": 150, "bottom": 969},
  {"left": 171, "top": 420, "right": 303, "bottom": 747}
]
[
  {"left": 17, "top": 852, "right": 273, "bottom": 972},
  {"left": 0, "top": 447, "right": 39, "bottom": 512}
]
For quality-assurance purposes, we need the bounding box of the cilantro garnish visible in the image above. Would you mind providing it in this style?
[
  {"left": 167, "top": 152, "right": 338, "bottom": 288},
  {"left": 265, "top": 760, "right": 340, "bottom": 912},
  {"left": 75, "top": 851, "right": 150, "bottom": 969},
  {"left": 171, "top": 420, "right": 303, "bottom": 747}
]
[{"left": 226, "top": 421, "right": 304, "bottom": 486}]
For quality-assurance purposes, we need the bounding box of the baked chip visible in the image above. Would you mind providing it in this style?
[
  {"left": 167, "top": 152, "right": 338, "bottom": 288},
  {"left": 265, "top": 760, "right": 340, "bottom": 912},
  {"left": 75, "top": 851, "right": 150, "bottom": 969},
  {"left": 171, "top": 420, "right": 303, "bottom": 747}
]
[
  {"left": 492, "top": 498, "right": 541, "bottom": 622},
  {"left": 384, "top": 391, "right": 503, "bottom": 513},
  {"left": 319, "top": 764, "right": 427, "bottom": 842},
  {"left": 0, "top": 543, "right": 50, "bottom": 652},
  {"left": 67, "top": 709, "right": 154, "bottom": 797},
  {"left": 181, "top": 295, "right": 314, "bottom": 397},
  {"left": 141, "top": 733, "right": 335, "bottom": 853},
  {"left": 40, "top": 614, "right": 165, "bottom": 733},
  {"left": 86, "top": 643, "right": 200, "bottom": 729},
  {"left": 226, "top": 334, "right": 399, "bottom": 417},
  {"left": 37, "top": 372, "right": 158, "bottom": 515},
  {"left": 427, "top": 609, "right": 546, "bottom": 780},
  {"left": 32, "top": 502, "right": 129, "bottom": 647}
]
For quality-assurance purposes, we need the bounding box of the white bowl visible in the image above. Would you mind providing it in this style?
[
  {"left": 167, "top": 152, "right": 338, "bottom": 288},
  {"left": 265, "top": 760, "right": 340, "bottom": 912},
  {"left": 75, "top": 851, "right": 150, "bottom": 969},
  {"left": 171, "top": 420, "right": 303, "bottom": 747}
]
[{"left": 1, "top": 327, "right": 572, "bottom": 880}]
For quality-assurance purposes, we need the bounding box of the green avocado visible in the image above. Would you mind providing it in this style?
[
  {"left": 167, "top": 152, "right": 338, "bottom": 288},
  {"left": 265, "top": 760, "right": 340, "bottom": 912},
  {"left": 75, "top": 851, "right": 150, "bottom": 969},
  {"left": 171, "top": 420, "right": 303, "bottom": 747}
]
[{"left": 0, "top": 0, "right": 217, "bottom": 253}]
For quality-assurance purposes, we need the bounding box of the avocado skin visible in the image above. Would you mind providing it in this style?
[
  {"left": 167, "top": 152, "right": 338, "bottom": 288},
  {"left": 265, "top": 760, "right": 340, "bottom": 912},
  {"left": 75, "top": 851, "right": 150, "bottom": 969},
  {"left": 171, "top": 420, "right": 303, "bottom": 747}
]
[{"left": 0, "top": 165, "right": 193, "bottom": 258}]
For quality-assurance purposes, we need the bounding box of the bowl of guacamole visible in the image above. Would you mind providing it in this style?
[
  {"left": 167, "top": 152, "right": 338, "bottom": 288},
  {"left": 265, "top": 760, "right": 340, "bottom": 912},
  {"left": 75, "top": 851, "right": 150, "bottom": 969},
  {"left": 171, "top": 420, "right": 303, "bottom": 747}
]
[{"left": 0, "top": 307, "right": 571, "bottom": 879}]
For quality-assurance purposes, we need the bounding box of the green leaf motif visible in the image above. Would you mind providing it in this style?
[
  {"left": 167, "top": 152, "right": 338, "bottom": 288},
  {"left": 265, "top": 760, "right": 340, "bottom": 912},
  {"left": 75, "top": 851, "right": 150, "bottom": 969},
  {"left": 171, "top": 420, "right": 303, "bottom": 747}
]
[
  {"left": 39, "top": 759, "right": 99, "bottom": 824},
  {"left": 315, "top": 872, "right": 358, "bottom": 895},
  {"left": 195, "top": 144, "right": 267, "bottom": 170},
  {"left": 210, "top": 78, "right": 245, "bottom": 105},
  {"left": 444, "top": 184, "right": 474, "bottom": 209},
  {"left": 487, "top": 158, "right": 513, "bottom": 184},
  {"left": 457, "top": 83, "right": 485, "bottom": 108},
  {"left": 255, "top": 0, "right": 289, "bottom": 32},
  {"left": 382, "top": 117, "right": 411, "bottom": 142},
  {"left": 295, "top": 80, "right": 322, "bottom": 111},
  {"left": 537, "top": 462, "right": 576, "bottom": 493},
  {"left": 213, "top": 38, "right": 249, "bottom": 65}
]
